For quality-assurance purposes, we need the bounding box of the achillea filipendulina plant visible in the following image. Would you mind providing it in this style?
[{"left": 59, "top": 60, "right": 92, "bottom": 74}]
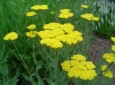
[
  {"left": 3, "top": 0, "right": 115, "bottom": 85},
  {"left": 61, "top": 54, "right": 97, "bottom": 80}
]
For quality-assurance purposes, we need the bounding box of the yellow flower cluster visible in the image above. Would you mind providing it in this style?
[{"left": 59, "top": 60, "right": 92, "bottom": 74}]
[
  {"left": 31, "top": 5, "right": 48, "bottom": 10},
  {"left": 81, "top": 13, "right": 99, "bottom": 21},
  {"left": 3, "top": 32, "right": 18, "bottom": 41},
  {"left": 26, "top": 31, "right": 38, "bottom": 38},
  {"left": 26, "top": 23, "right": 38, "bottom": 38},
  {"left": 37, "top": 22, "right": 83, "bottom": 49},
  {"left": 27, "top": 24, "right": 36, "bottom": 30},
  {"left": 81, "top": 5, "right": 89, "bottom": 8},
  {"left": 111, "top": 37, "right": 115, "bottom": 51},
  {"left": 102, "top": 53, "right": 115, "bottom": 63},
  {"left": 61, "top": 54, "right": 97, "bottom": 80},
  {"left": 101, "top": 65, "right": 113, "bottom": 78},
  {"left": 111, "top": 37, "right": 115, "bottom": 42},
  {"left": 112, "top": 45, "right": 115, "bottom": 52},
  {"left": 26, "top": 4, "right": 48, "bottom": 17},
  {"left": 58, "top": 9, "right": 74, "bottom": 19},
  {"left": 26, "top": 11, "right": 37, "bottom": 17}
]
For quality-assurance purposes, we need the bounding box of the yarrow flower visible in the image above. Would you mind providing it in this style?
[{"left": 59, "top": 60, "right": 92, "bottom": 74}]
[
  {"left": 26, "top": 31, "right": 38, "bottom": 38},
  {"left": 81, "top": 13, "right": 99, "bottom": 21},
  {"left": 81, "top": 5, "right": 89, "bottom": 8},
  {"left": 112, "top": 45, "right": 115, "bottom": 52},
  {"left": 61, "top": 54, "right": 97, "bottom": 80},
  {"left": 37, "top": 22, "right": 83, "bottom": 49},
  {"left": 31, "top": 5, "right": 48, "bottom": 10},
  {"left": 111, "top": 37, "right": 115, "bottom": 42},
  {"left": 27, "top": 24, "right": 36, "bottom": 30},
  {"left": 101, "top": 65, "right": 107, "bottom": 71},
  {"left": 102, "top": 53, "right": 115, "bottom": 63},
  {"left": 101, "top": 65, "right": 113, "bottom": 78},
  {"left": 26, "top": 11, "right": 36, "bottom": 17},
  {"left": 58, "top": 9, "right": 74, "bottom": 19},
  {"left": 103, "top": 70, "right": 113, "bottom": 78},
  {"left": 3, "top": 32, "right": 18, "bottom": 41}
]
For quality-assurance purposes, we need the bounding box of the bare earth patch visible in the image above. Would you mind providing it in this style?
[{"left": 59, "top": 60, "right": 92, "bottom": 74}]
[{"left": 88, "top": 34, "right": 112, "bottom": 63}]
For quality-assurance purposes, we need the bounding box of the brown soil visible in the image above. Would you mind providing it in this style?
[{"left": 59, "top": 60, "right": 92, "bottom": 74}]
[{"left": 88, "top": 34, "right": 112, "bottom": 63}]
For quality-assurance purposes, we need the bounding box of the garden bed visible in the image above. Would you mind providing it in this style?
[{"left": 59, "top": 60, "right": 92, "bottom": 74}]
[{"left": 88, "top": 34, "right": 112, "bottom": 63}]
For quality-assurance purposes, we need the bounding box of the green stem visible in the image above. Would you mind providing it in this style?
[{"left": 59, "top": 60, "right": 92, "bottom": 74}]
[
  {"left": 55, "top": 50, "right": 59, "bottom": 85},
  {"left": 13, "top": 42, "right": 32, "bottom": 76},
  {"left": 32, "top": 40, "right": 40, "bottom": 84}
]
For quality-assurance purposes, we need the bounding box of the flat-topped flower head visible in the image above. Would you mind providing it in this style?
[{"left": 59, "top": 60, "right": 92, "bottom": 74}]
[
  {"left": 81, "top": 5, "right": 89, "bottom": 8},
  {"left": 81, "top": 13, "right": 93, "bottom": 20},
  {"left": 103, "top": 70, "right": 113, "bottom": 78},
  {"left": 81, "top": 13, "right": 99, "bottom": 21},
  {"left": 3, "top": 32, "right": 18, "bottom": 41},
  {"left": 27, "top": 24, "right": 36, "bottom": 30},
  {"left": 37, "top": 22, "right": 83, "bottom": 49},
  {"left": 31, "top": 4, "right": 48, "bottom": 10},
  {"left": 26, "top": 31, "right": 38, "bottom": 38},
  {"left": 58, "top": 9, "right": 74, "bottom": 19},
  {"left": 61, "top": 54, "right": 97, "bottom": 80},
  {"left": 102, "top": 53, "right": 115, "bottom": 63},
  {"left": 111, "top": 37, "right": 115, "bottom": 42},
  {"left": 112, "top": 45, "right": 115, "bottom": 52},
  {"left": 26, "top": 11, "right": 36, "bottom": 17}
]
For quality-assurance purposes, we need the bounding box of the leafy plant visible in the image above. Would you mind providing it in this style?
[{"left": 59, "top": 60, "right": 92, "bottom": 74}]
[
  {"left": 1, "top": 0, "right": 115, "bottom": 85},
  {"left": 93, "top": 0, "right": 115, "bottom": 38}
]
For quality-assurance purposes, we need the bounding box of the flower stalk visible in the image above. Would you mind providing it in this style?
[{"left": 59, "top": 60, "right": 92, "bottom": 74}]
[
  {"left": 55, "top": 50, "right": 59, "bottom": 85},
  {"left": 13, "top": 42, "right": 32, "bottom": 77}
]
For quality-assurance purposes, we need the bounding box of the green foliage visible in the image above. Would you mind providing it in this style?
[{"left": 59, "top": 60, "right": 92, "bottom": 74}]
[
  {"left": 0, "top": 0, "right": 115, "bottom": 85},
  {"left": 93, "top": 0, "right": 115, "bottom": 38}
]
